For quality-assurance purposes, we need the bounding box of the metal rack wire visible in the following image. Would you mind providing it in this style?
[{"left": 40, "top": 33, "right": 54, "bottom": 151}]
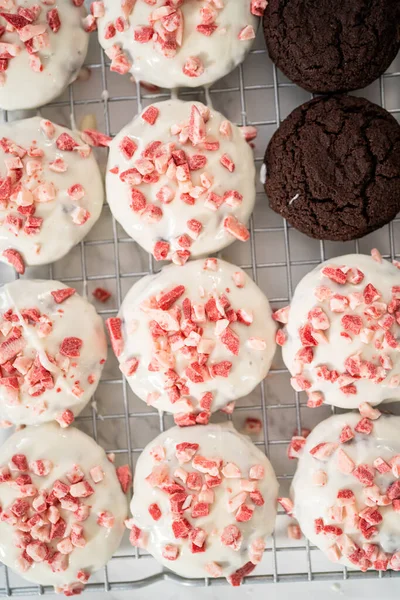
[{"left": 1, "top": 18, "right": 400, "bottom": 596}]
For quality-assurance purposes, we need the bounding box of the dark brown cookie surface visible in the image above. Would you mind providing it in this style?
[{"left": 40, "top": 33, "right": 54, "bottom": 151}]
[
  {"left": 264, "top": 95, "right": 400, "bottom": 241},
  {"left": 264, "top": 0, "right": 400, "bottom": 94}
]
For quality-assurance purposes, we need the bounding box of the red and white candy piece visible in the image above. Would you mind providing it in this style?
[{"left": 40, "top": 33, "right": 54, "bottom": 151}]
[{"left": 129, "top": 422, "right": 278, "bottom": 583}]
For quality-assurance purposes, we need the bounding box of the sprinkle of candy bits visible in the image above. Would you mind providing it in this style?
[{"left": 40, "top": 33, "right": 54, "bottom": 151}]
[
  {"left": 281, "top": 254, "right": 400, "bottom": 409},
  {"left": 106, "top": 100, "right": 256, "bottom": 262},
  {"left": 106, "top": 258, "right": 276, "bottom": 420},
  {"left": 0, "top": 3, "right": 87, "bottom": 100},
  {"left": 93, "top": 0, "right": 260, "bottom": 89},
  {"left": 0, "top": 423, "right": 127, "bottom": 595},
  {"left": 0, "top": 280, "right": 107, "bottom": 426},
  {"left": 291, "top": 411, "right": 400, "bottom": 572},
  {"left": 0, "top": 117, "right": 103, "bottom": 271},
  {"left": 128, "top": 423, "right": 278, "bottom": 585}
]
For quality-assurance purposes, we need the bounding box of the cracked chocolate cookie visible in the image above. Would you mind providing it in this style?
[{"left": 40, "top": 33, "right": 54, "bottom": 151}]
[
  {"left": 264, "top": 95, "right": 400, "bottom": 241},
  {"left": 263, "top": 0, "right": 400, "bottom": 94}
]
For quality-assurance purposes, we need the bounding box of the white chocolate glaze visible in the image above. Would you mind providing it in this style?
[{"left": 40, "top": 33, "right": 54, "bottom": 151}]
[
  {"left": 111, "top": 258, "right": 276, "bottom": 418},
  {"left": 106, "top": 100, "right": 256, "bottom": 261},
  {"left": 129, "top": 422, "right": 278, "bottom": 580},
  {"left": 0, "top": 279, "right": 107, "bottom": 426},
  {"left": 0, "top": 116, "right": 104, "bottom": 270},
  {"left": 97, "top": 0, "right": 258, "bottom": 89},
  {"left": 0, "top": 0, "right": 89, "bottom": 111},
  {"left": 292, "top": 413, "right": 400, "bottom": 571},
  {"left": 282, "top": 254, "right": 400, "bottom": 409},
  {"left": 0, "top": 422, "right": 127, "bottom": 591}
]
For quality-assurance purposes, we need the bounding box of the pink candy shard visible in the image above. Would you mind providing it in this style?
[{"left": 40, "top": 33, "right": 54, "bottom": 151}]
[{"left": 106, "top": 317, "right": 124, "bottom": 357}]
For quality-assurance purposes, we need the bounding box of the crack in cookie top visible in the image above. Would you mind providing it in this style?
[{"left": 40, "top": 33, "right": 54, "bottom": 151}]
[
  {"left": 0, "top": 422, "right": 127, "bottom": 594},
  {"left": 0, "top": 0, "right": 89, "bottom": 111},
  {"left": 0, "top": 117, "right": 104, "bottom": 272},
  {"left": 0, "top": 279, "right": 107, "bottom": 426},
  {"left": 289, "top": 412, "right": 400, "bottom": 572},
  {"left": 127, "top": 422, "right": 278, "bottom": 584},
  {"left": 93, "top": 0, "right": 263, "bottom": 89},
  {"left": 106, "top": 258, "right": 276, "bottom": 423},
  {"left": 277, "top": 253, "right": 400, "bottom": 409},
  {"left": 106, "top": 100, "right": 256, "bottom": 263}
]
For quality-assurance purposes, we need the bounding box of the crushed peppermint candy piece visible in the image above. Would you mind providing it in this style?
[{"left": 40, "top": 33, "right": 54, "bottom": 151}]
[
  {"left": 80, "top": 129, "right": 112, "bottom": 148},
  {"left": 51, "top": 288, "right": 76, "bottom": 304},
  {"left": 92, "top": 287, "right": 112, "bottom": 303}
]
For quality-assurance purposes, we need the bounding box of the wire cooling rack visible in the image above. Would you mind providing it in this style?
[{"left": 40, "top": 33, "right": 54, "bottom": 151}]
[{"left": 1, "top": 12, "right": 400, "bottom": 596}]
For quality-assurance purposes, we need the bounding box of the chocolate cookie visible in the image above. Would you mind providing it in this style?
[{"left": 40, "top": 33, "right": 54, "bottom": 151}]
[
  {"left": 264, "top": 0, "right": 400, "bottom": 94},
  {"left": 264, "top": 95, "right": 400, "bottom": 241}
]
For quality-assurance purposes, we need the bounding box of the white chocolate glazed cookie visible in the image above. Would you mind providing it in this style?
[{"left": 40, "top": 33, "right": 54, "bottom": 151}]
[
  {"left": 106, "top": 100, "right": 256, "bottom": 263},
  {"left": 0, "top": 0, "right": 89, "bottom": 111},
  {"left": 290, "top": 412, "right": 400, "bottom": 572},
  {"left": 106, "top": 258, "right": 276, "bottom": 423},
  {"left": 0, "top": 117, "right": 104, "bottom": 273},
  {"left": 95, "top": 0, "right": 261, "bottom": 90},
  {"left": 0, "top": 279, "right": 107, "bottom": 426},
  {"left": 128, "top": 422, "right": 278, "bottom": 584},
  {"left": 279, "top": 254, "right": 400, "bottom": 409},
  {"left": 0, "top": 422, "right": 127, "bottom": 594}
]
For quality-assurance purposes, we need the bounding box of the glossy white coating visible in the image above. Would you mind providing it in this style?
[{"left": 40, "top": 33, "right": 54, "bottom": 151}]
[
  {"left": 282, "top": 254, "right": 400, "bottom": 408},
  {"left": 130, "top": 422, "right": 278, "bottom": 579},
  {"left": 0, "top": 0, "right": 89, "bottom": 111},
  {"left": 0, "top": 423, "right": 127, "bottom": 589},
  {"left": 115, "top": 258, "right": 276, "bottom": 415},
  {"left": 106, "top": 99, "right": 256, "bottom": 260},
  {"left": 0, "top": 279, "right": 107, "bottom": 425},
  {"left": 0, "top": 116, "right": 104, "bottom": 269},
  {"left": 97, "top": 0, "right": 258, "bottom": 89}
]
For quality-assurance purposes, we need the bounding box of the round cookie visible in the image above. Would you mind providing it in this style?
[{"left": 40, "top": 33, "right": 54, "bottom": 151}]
[
  {"left": 264, "top": 95, "right": 400, "bottom": 241},
  {"left": 0, "top": 279, "right": 107, "bottom": 426},
  {"left": 0, "top": 117, "right": 104, "bottom": 273},
  {"left": 128, "top": 422, "right": 278, "bottom": 584},
  {"left": 0, "top": 422, "right": 127, "bottom": 594},
  {"left": 106, "top": 100, "right": 256, "bottom": 263},
  {"left": 291, "top": 412, "right": 400, "bottom": 572},
  {"left": 95, "top": 0, "right": 261, "bottom": 90},
  {"left": 264, "top": 0, "right": 400, "bottom": 94},
  {"left": 280, "top": 253, "right": 400, "bottom": 410},
  {"left": 0, "top": 1, "right": 89, "bottom": 111},
  {"left": 106, "top": 258, "right": 276, "bottom": 422}
]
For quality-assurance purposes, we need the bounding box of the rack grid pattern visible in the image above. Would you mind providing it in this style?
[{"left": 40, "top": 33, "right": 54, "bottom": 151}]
[{"left": 1, "top": 21, "right": 400, "bottom": 597}]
